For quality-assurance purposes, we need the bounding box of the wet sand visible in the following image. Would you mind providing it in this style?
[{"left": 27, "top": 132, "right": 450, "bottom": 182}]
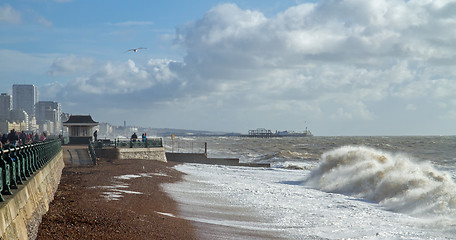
[{"left": 37, "top": 158, "right": 197, "bottom": 239}]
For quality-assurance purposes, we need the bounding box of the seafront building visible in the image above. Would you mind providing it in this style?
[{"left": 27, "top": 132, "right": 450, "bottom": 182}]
[
  {"left": 12, "top": 84, "right": 38, "bottom": 117},
  {"left": 36, "top": 101, "right": 62, "bottom": 134},
  {"left": 63, "top": 115, "right": 98, "bottom": 144},
  {"left": 0, "top": 120, "right": 27, "bottom": 132},
  {"left": 0, "top": 85, "right": 64, "bottom": 134},
  {"left": 0, "top": 93, "right": 12, "bottom": 120},
  {"left": 9, "top": 109, "right": 29, "bottom": 131}
]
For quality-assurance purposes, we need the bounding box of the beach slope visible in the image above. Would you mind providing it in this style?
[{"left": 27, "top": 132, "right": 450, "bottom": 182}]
[{"left": 37, "top": 158, "right": 197, "bottom": 239}]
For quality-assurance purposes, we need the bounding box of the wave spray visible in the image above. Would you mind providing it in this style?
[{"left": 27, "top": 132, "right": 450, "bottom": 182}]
[{"left": 305, "top": 145, "right": 456, "bottom": 217}]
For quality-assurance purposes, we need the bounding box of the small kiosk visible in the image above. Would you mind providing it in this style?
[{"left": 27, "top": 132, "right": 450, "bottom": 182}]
[{"left": 63, "top": 115, "right": 98, "bottom": 144}]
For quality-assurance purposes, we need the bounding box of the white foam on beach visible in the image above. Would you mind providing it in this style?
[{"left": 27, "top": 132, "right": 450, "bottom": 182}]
[
  {"left": 164, "top": 162, "right": 455, "bottom": 239},
  {"left": 155, "top": 211, "right": 177, "bottom": 218},
  {"left": 114, "top": 174, "right": 142, "bottom": 180},
  {"left": 143, "top": 172, "right": 168, "bottom": 177},
  {"left": 102, "top": 192, "right": 123, "bottom": 201},
  {"left": 95, "top": 173, "right": 164, "bottom": 201}
]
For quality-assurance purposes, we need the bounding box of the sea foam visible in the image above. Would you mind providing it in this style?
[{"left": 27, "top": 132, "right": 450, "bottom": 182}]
[{"left": 305, "top": 145, "right": 456, "bottom": 217}]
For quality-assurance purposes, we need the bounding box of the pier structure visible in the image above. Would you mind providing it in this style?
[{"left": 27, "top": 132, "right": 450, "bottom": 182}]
[
  {"left": 242, "top": 127, "right": 313, "bottom": 138},
  {"left": 247, "top": 128, "right": 274, "bottom": 138}
]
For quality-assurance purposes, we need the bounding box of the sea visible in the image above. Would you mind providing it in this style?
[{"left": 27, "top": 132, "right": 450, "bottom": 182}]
[{"left": 161, "top": 136, "right": 456, "bottom": 239}]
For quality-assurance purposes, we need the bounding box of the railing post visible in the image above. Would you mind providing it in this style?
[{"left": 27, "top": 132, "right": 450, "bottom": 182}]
[
  {"left": 0, "top": 150, "right": 12, "bottom": 195},
  {"left": 31, "top": 143, "right": 39, "bottom": 171},
  {"left": 5, "top": 147, "right": 18, "bottom": 189},
  {"left": 24, "top": 144, "right": 33, "bottom": 177},
  {"left": 11, "top": 148, "right": 24, "bottom": 185},
  {"left": 16, "top": 147, "right": 26, "bottom": 182},
  {"left": 0, "top": 165, "right": 3, "bottom": 202},
  {"left": 18, "top": 146, "right": 28, "bottom": 180},
  {"left": 37, "top": 143, "right": 43, "bottom": 168}
]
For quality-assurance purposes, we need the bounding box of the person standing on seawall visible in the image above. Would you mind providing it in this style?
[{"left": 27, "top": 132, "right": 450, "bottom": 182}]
[
  {"left": 93, "top": 130, "right": 98, "bottom": 141},
  {"left": 131, "top": 132, "right": 138, "bottom": 142}
]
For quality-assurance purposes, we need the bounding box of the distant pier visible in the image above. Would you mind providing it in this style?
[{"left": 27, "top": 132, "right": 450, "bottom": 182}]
[
  {"left": 245, "top": 128, "right": 274, "bottom": 138},
  {"left": 242, "top": 128, "right": 313, "bottom": 138}
]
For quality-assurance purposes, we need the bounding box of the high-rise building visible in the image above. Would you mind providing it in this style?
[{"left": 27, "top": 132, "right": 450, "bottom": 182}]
[
  {"left": 0, "top": 93, "right": 12, "bottom": 120},
  {"left": 12, "top": 84, "right": 38, "bottom": 116},
  {"left": 36, "top": 101, "right": 62, "bottom": 134},
  {"left": 36, "top": 101, "right": 61, "bottom": 123}
]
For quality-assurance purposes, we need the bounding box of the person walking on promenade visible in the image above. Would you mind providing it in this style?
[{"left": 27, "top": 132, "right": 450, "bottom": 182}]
[
  {"left": 40, "top": 132, "right": 47, "bottom": 142},
  {"left": 1, "top": 134, "right": 7, "bottom": 146},
  {"left": 19, "top": 131, "right": 27, "bottom": 145},
  {"left": 7, "top": 129, "right": 18, "bottom": 146},
  {"left": 93, "top": 130, "right": 98, "bottom": 141},
  {"left": 33, "top": 133, "right": 40, "bottom": 143}
]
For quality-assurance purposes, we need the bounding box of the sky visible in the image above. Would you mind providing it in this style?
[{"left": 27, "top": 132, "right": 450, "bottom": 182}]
[{"left": 1, "top": 0, "right": 456, "bottom": 136}]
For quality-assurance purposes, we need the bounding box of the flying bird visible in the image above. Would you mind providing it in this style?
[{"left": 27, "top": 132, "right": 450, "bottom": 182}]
[{"left": 126, "top": 47, "right": 147, "bottom": 53}]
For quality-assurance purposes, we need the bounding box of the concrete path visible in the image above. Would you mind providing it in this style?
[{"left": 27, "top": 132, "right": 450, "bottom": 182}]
[{"left": 62, "top": 145, "right": 94, "bottom": 165}]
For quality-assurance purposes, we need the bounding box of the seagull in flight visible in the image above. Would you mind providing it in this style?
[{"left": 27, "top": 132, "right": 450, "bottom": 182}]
[{"left": 126, "top": 47, "right": 147, "bottom": 53}]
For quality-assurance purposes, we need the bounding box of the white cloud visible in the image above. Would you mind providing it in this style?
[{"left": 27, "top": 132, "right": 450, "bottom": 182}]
[
  {"left": 50, "top": 1, "right": 456, "bottom": 134},
  {"left": 35, "top": 16, "right": 53, "bottom": 27},
  {"left": 0, "top": 4, "right": 21, "bottom": 24},
  {"left": 59, "top": 59, "right": 178, "bottom": 95},
  {"left": 48, "top": 55, "right": 96, "bottom": 76},
  {"left": 173, "top": 2, "right": 456, "bottom": 106}
]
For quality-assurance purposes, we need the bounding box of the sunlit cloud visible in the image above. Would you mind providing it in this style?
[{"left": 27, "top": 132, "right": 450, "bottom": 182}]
[{"left": 35, "top": 1, "right": 456, "bottom": 133}]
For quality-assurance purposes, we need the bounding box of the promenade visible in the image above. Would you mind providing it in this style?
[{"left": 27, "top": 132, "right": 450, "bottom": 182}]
[{"left": 37, "top": 145, "right": 197, "bottom": 239}]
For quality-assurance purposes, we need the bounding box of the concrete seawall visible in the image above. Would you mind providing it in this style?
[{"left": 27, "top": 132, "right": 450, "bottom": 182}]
[
  {"left": 95, "top": 147, "right": 167, "bottom": 162},
  {"left": 0, "top": 150, "right": 64, "bottom": 240}
]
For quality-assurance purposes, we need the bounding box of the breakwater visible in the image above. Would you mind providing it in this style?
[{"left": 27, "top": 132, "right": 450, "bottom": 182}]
[
  {"left": 165, "top": 152, "right": 270, "bottom": 167},
  {"left": 0, "top": 140, "right": 63, "bottom": 240}
]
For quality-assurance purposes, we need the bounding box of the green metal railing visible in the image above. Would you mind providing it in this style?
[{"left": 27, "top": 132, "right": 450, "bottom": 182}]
[
  {"left": 0, "top": 140, "right": 61, "bottom": 202},
  {"left": 93, "top": 138, "right": 163, "bottom": 149}
]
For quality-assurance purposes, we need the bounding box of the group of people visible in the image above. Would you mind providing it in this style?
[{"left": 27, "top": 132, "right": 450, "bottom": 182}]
[
  {"left": 0, "top": 129, "right": 47, "bottom": 148},
  {"left": 130, "top": 132, "right": 147, "bottom": 142}
]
